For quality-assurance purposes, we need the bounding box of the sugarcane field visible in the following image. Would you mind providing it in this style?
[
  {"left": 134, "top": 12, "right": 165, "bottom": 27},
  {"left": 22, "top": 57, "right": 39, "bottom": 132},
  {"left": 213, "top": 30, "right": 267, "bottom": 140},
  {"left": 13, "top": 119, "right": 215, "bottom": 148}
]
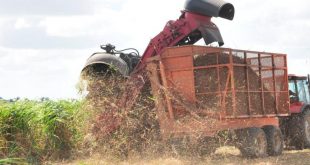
[{"left": 1, "top": 0, "right": 310, "bottom": 165}]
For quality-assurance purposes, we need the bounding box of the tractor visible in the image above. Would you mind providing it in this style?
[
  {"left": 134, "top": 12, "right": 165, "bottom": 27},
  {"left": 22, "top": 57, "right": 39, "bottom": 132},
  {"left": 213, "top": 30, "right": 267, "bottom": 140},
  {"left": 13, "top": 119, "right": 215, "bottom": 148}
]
[{"left": 280, "top": 74, "right": 310, "bottom": 149}]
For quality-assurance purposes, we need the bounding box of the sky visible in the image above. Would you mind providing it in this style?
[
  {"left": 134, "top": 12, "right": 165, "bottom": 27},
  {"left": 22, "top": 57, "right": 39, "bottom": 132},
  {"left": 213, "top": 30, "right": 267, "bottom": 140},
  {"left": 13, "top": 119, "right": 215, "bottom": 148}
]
[{"left": 0, "top": 0, "right": 309, "bottom": 99}]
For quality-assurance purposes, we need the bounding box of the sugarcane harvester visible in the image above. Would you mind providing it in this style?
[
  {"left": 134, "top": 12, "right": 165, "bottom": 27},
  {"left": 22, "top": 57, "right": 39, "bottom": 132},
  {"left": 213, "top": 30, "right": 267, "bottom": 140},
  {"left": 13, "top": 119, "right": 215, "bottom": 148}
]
[
  {"left": 82, "top": 0, "right": 234, "bottom": 135},
  {"left": 81, "top": 0, "right": 310, "bottom": 158}
]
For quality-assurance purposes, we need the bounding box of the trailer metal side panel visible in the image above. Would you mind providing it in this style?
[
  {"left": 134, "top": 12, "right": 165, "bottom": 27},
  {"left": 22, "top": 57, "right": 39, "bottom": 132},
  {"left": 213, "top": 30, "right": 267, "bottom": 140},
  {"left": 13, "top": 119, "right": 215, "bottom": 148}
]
[{"left": 146, "top": 45, "right": 289, "bottom": 138}]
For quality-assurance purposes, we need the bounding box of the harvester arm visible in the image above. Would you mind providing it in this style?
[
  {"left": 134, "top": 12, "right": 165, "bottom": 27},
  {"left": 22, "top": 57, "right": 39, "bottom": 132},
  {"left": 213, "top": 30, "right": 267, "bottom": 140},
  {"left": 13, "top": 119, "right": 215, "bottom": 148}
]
[
  {"left": 134, "top": 0, "right": 235, "bottom": 72},
  {"left": 82, "top": 0, "right": 235, "bottom": 76}
]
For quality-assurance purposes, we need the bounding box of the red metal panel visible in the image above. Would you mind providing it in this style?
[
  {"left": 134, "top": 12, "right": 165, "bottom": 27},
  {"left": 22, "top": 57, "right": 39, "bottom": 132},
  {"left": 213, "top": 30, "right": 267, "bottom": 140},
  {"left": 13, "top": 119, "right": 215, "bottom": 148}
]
[
  {"left": 170, "top": 71, "right": 196, "bottom": 102},
  {"left": 146, "top": 45, "right": 289, "bottom": 137}
]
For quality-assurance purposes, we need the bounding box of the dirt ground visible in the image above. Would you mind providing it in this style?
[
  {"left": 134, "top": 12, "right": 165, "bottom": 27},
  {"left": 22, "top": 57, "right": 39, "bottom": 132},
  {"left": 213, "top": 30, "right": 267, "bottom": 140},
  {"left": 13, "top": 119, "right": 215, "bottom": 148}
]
[{"left": 51, "top": 147, "right": 310, "bottom": 165}]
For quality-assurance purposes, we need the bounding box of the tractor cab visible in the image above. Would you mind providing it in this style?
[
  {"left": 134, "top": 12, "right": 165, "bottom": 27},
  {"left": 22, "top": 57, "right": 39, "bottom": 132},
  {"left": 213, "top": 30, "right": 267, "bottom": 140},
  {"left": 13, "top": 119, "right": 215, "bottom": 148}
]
[{"left": 288, "top": 74, "right": 310, "bottom": 113}]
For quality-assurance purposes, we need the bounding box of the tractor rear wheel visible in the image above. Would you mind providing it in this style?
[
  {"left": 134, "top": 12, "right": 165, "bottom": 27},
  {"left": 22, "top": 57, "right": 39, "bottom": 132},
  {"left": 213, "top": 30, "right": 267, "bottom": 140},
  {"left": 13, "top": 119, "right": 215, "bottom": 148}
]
[
  {"left": 305, "top": 110, "right": 310, "bottom": 148},
  {"left": 288, "top": 109, "right": 310, "bottom": 149},
  {"left": 262, "top": 125, "right": 283, "bottom": 156},
  {"left": 236, "top": 127, "right": 267, "bottom": 158}
]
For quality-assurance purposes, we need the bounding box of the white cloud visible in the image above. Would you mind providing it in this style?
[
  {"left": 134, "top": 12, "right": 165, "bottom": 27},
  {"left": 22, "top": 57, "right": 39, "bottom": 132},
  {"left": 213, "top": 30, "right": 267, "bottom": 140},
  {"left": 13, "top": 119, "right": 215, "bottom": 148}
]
[
  {"left": 0, "top": 47, "right": 92, "bottom": 99},
  {"left": 14, "top": 18, "right": 32, "bottom": 29},
  {"left": 36, "top": 0, "right": 183, "bottom": 50}
]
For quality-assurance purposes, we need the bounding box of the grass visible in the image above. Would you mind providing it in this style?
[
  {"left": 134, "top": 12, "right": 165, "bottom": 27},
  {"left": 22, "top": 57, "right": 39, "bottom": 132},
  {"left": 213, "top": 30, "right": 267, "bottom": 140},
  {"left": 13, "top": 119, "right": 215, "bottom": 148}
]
[
  {"left": 0, "top": 99, "right": 86, "bottom": 164},
  {"left": 0, "top": 158, "right": 27, "bottom": 165},
  {"left": 52, "top": 147, "right": 310, "bottom": 165}
]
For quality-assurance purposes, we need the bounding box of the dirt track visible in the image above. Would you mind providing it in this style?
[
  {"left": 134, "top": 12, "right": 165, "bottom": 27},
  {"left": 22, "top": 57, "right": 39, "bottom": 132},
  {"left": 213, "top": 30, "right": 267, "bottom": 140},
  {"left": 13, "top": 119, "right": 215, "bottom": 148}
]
[{"left": 52, "top": 147, "right": 310, "bottom": 165}]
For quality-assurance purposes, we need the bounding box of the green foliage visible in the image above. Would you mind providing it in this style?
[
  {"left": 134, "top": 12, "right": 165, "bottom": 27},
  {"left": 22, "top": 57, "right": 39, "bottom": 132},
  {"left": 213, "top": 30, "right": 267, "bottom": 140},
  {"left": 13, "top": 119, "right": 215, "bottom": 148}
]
[
  {"left": 0, "top": 99, "right": 85, "bottom": 164},
  {"left": 0, "top": 158, "right": 27, "bottom": 164}
]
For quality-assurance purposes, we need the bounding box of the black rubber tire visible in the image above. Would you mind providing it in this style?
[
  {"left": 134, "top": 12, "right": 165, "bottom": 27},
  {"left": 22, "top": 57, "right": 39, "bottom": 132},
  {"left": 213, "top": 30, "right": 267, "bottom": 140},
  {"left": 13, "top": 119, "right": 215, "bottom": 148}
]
[
  {"left": 262, "top": 125, "right": 283, "bottom": 156},
  {"left": 236, "top": 127, "right": 267, "bottom": 158},
  {"left": 304, "top": 110, "right": 310, "bottom": 148},
  {"left": 288, "top": 109, "right": 310, "bottom": 149}
]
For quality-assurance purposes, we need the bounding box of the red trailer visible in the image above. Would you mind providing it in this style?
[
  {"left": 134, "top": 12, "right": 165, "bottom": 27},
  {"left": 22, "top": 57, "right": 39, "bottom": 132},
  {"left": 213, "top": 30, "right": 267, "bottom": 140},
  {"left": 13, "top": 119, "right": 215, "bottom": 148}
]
[{"left": 146, "top": 45, "right": 289, "bottom": 157}]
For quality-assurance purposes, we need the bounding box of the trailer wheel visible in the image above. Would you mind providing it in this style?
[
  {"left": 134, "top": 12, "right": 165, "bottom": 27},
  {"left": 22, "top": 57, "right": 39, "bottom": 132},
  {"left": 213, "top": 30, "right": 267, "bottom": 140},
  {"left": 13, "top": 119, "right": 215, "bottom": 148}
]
[
  {"left": 262, "top": 125, "right": 283, "bottom": 156},
  {"left": 236, "top": 127, "right": 267, "bottom": 158},
  {"left": 288, "top": 109, "right": 310, "bottom": 149}
]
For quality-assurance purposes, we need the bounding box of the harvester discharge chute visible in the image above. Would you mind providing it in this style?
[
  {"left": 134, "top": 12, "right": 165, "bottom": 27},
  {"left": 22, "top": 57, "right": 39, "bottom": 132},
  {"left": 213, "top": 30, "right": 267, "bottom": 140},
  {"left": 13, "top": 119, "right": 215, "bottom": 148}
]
[
  {"left": 184, "top": 0, "right": 234, "bottom": 20},
  {"left": 81, "top": 0, "right": 234, "bottom": 137}
]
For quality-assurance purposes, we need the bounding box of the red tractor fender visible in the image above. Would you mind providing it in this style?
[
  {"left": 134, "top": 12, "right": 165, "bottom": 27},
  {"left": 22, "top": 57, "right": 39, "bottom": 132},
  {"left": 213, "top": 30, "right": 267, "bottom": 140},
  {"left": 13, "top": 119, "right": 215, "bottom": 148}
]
[{"left": 290, "top": 103, "right": 310, "bottom": 114}]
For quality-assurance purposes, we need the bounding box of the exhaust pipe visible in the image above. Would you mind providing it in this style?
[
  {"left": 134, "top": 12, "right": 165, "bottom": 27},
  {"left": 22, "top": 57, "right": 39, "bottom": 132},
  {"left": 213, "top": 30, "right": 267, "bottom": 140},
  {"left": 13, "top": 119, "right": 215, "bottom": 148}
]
[{"left": 185, "top": 0, "right": 235, "bottom": 20}]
